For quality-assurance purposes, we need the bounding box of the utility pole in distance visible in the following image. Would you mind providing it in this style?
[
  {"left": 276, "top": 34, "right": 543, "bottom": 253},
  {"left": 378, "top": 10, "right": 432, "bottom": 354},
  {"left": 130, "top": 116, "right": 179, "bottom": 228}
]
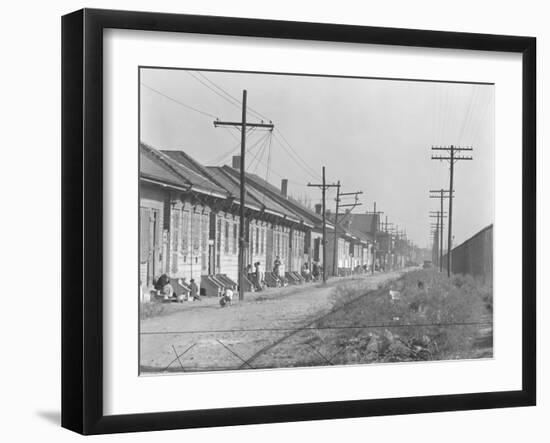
[
  {"left": 214, "top": 90, "right": 274, "bottom": 301},
  {"left": 430, "top": 227, "right": 439, "bottom": 265},
  {"left": 382, "top": 216, "right": 394, "bottom": 271},
  {"left": 308, "top": 167, "right": 339, "bottom": 284},
  {"left": 429, "top": 189, "right": 453, "bottom": 274},
  {"left": 332, "top": 188, "right": 363, "bottom": 277},
  {"left": 429, "top": 211, "right": 447, "bottom": 269},
  {"left": 431, "top": 145, "right": 473, "bottom": 277},
  {"left": 430, "top": 222, "right": 441, "bottom": 266},
  {"left": 365, "top": 202, "right": 384, "bottom": 274},
  {"left": 332, "top": 181, "right": 341, "bottom": 278}
]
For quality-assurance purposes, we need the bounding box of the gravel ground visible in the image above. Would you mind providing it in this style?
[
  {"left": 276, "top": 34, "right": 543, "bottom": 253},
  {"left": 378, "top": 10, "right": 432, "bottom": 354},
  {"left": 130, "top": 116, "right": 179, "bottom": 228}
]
[{"left": 140, "top": 271, "right": 405, "bottom": 373}]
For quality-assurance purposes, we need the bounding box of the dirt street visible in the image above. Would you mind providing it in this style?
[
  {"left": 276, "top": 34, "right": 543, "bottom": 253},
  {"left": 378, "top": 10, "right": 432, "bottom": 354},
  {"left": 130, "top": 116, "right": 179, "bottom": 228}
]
[{"left": 140, "top": 271, "right": 405, "bottom": 373}]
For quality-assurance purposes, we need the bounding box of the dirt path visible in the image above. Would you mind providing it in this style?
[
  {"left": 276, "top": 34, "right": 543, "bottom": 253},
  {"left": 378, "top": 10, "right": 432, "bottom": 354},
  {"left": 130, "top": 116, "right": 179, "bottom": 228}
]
[{"left": 140, "top": 271, "right": 404, "bottom": 373}]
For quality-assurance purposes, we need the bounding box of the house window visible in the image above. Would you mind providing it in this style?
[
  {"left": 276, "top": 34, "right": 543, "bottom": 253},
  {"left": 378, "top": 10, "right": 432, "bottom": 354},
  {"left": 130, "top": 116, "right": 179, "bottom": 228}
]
[
  {"left": 192, "top": 212, "right": 201, "bottom": 257},
  {"left": 181, "top": 210, "right": 189, "bottom": 257},
  {"left": 216, "top": 218, "right": 222, "bottom": 269},
  {"left": 201, "top": 214, "right": 208, "bottom": 272},
  {"left": 171, "top": 207, "right": 180, "bottom": 274},
  {"left": 260, "top": 228, "right": 264, "bottom": 255}
]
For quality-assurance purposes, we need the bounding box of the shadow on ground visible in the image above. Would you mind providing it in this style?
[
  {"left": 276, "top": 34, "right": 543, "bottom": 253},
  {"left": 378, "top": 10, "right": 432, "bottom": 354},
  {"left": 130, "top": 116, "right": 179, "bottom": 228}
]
[{"left": 36, "top": 410, "right": 60, "bottom": 426}]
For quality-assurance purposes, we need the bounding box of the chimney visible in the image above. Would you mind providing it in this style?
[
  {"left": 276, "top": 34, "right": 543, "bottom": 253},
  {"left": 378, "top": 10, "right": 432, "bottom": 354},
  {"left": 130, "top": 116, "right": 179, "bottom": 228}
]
[
  {"left": 232, "top": 155, "right": 241, "bottom": 170},
  {"left": 281, "top": 179, "right": 288, "bottom": 197},
  {"left": 314, "top": 203, "right": 322, "bottom": 215}
]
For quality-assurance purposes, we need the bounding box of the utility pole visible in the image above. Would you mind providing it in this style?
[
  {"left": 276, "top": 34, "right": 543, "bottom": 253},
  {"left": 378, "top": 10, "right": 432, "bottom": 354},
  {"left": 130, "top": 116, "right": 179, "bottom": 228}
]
[
  {"left": 431, "top": 145, "right": 473, "bottom": 277},
  {"left": 430, "top": 222, "right": 440, "bottom": 264},
  {"left": 365, "top": 202, "right": 384, "bottom": 274},
  {"left": 214, "top": 90, "right": 274, "bottom": 300},
  {"left": 432, "top": 212, "right": 441, "bottom": 268},
  {"left": 382, "top": 216, "right": 394, "bottom": 271},
  {"left": 332, "top": 187, "right": 363, "bottom": 277},
  {"left": 308, "top": 167, "right": 339, "bottom": 284},
  {"left": 386, "top": 223, "right": 397, "bottom": 269},
  {"left": 429, "top": 211, "right": 447, "bottom": 269},
  {"left": 332, "top": 181, "right": 341, "bottom": 278},
  {"left": 429, "top": 189, "right": 453, "bottom": 274},
  {"left": 393, "top": 225, "right": 401, "bottom": 268},
  {"left": 430, "top": 227, "right": 439, "bottom": 265}
]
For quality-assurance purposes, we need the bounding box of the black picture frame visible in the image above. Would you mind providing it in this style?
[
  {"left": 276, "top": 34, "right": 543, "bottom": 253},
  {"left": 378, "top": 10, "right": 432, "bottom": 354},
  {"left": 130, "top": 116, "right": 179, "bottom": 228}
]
[{"left": 61, "top": 8, "right": 536, "bottom": 435}]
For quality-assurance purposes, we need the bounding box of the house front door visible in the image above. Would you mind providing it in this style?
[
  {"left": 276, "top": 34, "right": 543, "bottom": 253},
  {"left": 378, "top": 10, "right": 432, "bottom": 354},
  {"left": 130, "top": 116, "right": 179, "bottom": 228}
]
[{"left": 140, "top": 207, "right": 161, "bottom": 287}]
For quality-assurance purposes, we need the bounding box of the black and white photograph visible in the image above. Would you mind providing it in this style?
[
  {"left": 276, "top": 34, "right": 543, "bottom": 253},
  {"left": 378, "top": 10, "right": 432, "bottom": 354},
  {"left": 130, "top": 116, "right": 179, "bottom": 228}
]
[
  {"left": 138, "top": 67, "right": 494, "bottom": 374},
  {"left": 0, "top": 0, "right": 545, "bottom": 439}
]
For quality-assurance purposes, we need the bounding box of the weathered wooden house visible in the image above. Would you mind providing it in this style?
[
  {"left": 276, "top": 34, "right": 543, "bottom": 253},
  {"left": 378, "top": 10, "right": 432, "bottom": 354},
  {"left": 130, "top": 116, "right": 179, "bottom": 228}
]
[
  {"left": 141, "top": 143, "right": 384, "bottom": 298},
  {"left": 325, "top": 212, "right": 372, "bottom": 276},
  {"left": 220, "top": 162, "right": 328, "bottom": 275},
  {"left": 162, "top": 151, "right": 315, "bottom": 291},
  {"left": 139, "top": 143, "right": 229, "bottom": 291}
]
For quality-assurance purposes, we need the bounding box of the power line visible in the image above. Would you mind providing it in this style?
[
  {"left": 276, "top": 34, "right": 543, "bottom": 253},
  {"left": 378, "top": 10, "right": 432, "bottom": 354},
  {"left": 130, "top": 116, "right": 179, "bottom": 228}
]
[
  {"left": 140, "top": 82, "right": 218, "bottom": 119},
  {"left": 264, "top": 131, "right": 273, "bottom": 186},
  {"left": 186, "top": 71, "right": 242, "bottom": 112},
  {"left": 196, "top": 71, "right": 241, "bottom": 105},
  {"left": 213, "top": 89, "right": 274, "bottom": 301},
  {"left": 208, "top": 131, "right": 268, "bottom": 165},
  {"left": 308, "top": 167, "right": 340, "bottom": 284},
  {"left": 223, "top": 126, "right": 240, "bottom": 142},
  {"left": 431, "top": 146, "right": 474, "bottom": 276},
  {"left": 192, "top": 71, "right": 270, "bottom": 123},
  {"left": 272, "top": 131, "right": 321, "bottom": 180},
  {"left": 274, "top": 129, "right": 321, "bottom": 179},
  {"left": 457, "top": 87, "right": 478, "bottom": 144},
  {"left": 248, "top": 132, "right": 271, "bottom": 173}
]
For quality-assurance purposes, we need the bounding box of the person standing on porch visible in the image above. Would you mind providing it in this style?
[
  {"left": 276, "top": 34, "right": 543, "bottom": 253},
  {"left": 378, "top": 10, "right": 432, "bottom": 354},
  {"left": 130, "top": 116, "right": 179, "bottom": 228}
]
[
  {"left": 254, "top": 261, "right": 263, "bottom": 290},
  {"left": 273, "top": 256, "right": 281, "bottom": 277}
]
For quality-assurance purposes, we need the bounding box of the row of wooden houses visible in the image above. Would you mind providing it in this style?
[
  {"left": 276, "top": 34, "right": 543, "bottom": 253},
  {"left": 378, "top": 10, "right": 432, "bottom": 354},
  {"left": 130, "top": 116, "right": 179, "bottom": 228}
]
[{"left": 139, "top": 142, "right": 407, "bottom": 298}]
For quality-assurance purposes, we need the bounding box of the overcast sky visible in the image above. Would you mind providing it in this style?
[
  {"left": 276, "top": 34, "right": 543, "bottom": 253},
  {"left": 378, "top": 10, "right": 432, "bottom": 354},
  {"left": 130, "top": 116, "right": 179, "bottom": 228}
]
[{"left": 140, "top": 68, "right": 494, "bottom": 249}]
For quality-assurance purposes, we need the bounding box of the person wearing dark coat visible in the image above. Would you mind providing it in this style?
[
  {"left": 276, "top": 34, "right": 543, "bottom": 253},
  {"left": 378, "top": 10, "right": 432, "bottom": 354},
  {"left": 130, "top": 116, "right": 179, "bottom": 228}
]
[{"left": 190, "top": 279, "right": 201, "bottom": 301}]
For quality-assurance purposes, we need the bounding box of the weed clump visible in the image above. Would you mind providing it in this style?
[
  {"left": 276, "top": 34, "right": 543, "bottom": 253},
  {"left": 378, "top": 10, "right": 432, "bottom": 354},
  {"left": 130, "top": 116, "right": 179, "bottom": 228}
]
[{"left": 324, "top": 270, "right": 493, "bottom": 363}]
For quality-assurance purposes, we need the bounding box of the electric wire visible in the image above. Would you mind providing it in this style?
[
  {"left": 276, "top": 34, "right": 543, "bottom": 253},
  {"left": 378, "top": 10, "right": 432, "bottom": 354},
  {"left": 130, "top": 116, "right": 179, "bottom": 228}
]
[{"left": 140, "top": 82, "right": 218, "bottom": 119}]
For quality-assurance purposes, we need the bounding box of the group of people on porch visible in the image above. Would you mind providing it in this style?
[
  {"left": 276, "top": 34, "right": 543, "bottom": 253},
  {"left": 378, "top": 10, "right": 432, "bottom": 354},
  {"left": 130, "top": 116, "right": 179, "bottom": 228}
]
[
  {"left": 153, "top": 274, "right": 201, "bottom": 303},
  {"left": 151, "top": 254, "right": 325, "bottom": 303}
]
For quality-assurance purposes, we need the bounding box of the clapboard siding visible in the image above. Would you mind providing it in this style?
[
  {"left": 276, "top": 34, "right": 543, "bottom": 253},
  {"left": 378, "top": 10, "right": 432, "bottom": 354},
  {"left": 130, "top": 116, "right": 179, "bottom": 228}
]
[
  {"left": 139, "top": 184, "right": 166, "bottom": 286},
  {"left": 168, "top": 200, "right": 211, "bottom": 282},
  {"left": 215, "top": 211, "right": 240, "bottom": 282}
]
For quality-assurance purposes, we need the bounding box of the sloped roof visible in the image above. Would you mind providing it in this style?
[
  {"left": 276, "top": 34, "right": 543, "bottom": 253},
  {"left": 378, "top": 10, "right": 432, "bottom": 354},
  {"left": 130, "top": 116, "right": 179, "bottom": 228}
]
[
  {"left": 205, "top": 166, "right": 262, "bottom": 211},
  {"left": 140, "top": 147, "right": 189, "bottom": 190},
  {"left": 326, "top": 213, "right": 372, "bottom": 245},
  {"left": 140, "top": 143, "right": 227, "bottom": 197},
  {"left": 346, "top": 213, "right": 380, "bottom": 236},
  {"left": 143, "top": 146, "right": 349, "bottom": 232},
  {"left": 224, "top": 168, "right": 329, "bottom": 231},
  {"left": 206, "top": 166, "right": 305, "bottom": 224},
  {"left": 162, "top": 150, "right": 227, "bottom": 190}
]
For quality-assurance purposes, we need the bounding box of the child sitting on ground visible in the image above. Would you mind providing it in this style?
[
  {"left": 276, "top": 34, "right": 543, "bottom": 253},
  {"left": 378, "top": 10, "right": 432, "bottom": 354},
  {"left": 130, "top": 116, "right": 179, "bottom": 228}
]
[
  {"left": 219, "top": 287, "right": 233, "bottom": 307},
  {"left": 155, "top": 273, "right": 174, "bottom": 302}
]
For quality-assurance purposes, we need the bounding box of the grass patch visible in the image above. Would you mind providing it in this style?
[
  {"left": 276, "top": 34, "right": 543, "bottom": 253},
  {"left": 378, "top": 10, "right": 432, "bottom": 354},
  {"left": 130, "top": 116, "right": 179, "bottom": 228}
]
[{"left": 318, "top": 270, "right": 493, "bottom": 363}]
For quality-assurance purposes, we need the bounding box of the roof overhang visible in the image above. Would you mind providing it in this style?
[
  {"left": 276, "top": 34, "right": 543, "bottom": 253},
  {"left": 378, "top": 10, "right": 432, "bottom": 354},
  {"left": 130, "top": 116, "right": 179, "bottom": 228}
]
[{"left": 140, "top": 176, "right": 191, "bottom": 193}]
